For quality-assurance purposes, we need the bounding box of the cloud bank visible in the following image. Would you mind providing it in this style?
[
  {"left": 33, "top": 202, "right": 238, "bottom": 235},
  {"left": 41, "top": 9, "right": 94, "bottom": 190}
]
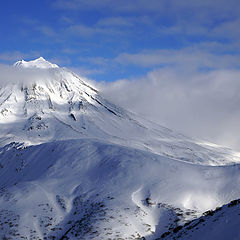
[{"left": 100, "top": 67, "right": 240, "bottom": 151}]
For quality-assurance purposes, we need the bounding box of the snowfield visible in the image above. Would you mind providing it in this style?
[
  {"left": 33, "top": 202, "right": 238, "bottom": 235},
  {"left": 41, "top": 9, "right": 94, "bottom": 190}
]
[{"left": 0, "top": 57, "right": 240, "bottom": 239}]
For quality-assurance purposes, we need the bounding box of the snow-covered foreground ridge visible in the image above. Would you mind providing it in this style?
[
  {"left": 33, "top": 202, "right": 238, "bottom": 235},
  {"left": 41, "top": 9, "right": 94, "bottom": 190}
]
[{"left": 0, "top": 57, "right": 240, "bottom": 239}]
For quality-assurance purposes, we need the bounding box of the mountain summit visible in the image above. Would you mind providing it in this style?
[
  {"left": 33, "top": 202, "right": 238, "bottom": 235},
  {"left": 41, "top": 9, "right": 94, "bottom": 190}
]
[
  {"left": 0, "top": 58, "right": 240, "bottom": 239},
  {"left": 14, "top": 57, "right": 59, "bottom": 69}
]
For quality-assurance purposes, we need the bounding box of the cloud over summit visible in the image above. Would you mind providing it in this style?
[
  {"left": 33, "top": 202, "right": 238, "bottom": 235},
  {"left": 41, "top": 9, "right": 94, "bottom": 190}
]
[{"left": 0, "top": 64, "right": 55, "bottom": 86}]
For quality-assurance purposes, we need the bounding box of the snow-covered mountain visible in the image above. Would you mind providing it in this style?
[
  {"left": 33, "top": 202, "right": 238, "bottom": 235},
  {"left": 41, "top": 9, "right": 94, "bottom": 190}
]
[
  {"left": 0, "top": 57, "right": 240, "bottom": 239},
  {"left": 1, "top": 57, "right": 240, "bottom": 166}
]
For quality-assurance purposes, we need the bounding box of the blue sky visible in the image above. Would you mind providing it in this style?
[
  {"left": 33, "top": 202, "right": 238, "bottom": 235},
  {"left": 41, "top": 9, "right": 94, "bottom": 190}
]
[
  {"left": 1, "top": 0, "right": 240, "bottom": 82},
  {"left": 2, "top": 0, "right": 240, "bottom": 148}
]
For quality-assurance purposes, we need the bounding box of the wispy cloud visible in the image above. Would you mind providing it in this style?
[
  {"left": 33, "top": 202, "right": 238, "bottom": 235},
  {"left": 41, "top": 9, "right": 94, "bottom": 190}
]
[
  {"left": 211, "top": 19, "right": 240, "bottom": 40},
  {"left": 114, "top": 48, "right": 240, "bottom": 70},
  {"left": 96, "top": 17, "right": 134, "bottom": 27},
  {"left": 0, "top": 51, "right": 40, "bottom": 63},
  {"left": 48, "top": 56, "right": 72, "bottom": 66},
  {"left": 20, "top": 17, "right": 39, "bottom": 25},
  {"left": 68, "top": 24, "right": 123, "bottom": 37},
  {"left": 78, "top": 56, "right": 109, "bottom": 66},
  {"left": 53, "top": 0, "right": 240, "bottom": 42},
  {"left": 37, "top": 26, "right": 56, "bottom": 37},
  {"left": 20, "top": 17, "right": 58, "bottom": 39},
  {"left": 53, "top": 0, "right": 240, "bottom": 16},
  {"left": 70, "top": 66, "right": 105, "bottom": 76},
  {"left": 60, "top": 16, "right": 73, "bottom": 24}
]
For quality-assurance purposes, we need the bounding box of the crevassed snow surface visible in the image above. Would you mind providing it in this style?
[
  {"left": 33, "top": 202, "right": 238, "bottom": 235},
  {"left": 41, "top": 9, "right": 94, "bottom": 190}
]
[{"left": 0, "top": 57, "right": 239, "bottom": 239}]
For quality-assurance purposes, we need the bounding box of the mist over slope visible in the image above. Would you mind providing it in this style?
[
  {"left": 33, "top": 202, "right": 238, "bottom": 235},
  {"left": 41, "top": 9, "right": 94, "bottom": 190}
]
[{"left": 0, "top": 57, "right": 239, "bottom": 239}]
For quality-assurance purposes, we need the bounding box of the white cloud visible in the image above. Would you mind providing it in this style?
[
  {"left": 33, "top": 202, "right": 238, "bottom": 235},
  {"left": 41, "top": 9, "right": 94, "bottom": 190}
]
[
  {"left": 99, "top": 66, "right": 240, "bottom": 151},
  {"left": 0, "top": 64, "right": 56, "bottom": 86}
]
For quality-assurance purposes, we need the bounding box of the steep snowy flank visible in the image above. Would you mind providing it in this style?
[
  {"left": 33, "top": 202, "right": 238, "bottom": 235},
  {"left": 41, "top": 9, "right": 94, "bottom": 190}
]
[{"left": 0, "top": 57, "right": 240, "bottom": 239}]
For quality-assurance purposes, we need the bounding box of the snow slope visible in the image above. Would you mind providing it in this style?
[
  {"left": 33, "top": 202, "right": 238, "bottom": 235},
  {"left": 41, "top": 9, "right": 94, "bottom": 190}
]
[
  {"left": 0, "top": 57, "right": 240, "bottom": 239},
  {"left": 161, "top": 199, "right": 240, "bottom": 240},
  {"left": 1, "top": 139, "right": 240, "bottom": 239}
]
